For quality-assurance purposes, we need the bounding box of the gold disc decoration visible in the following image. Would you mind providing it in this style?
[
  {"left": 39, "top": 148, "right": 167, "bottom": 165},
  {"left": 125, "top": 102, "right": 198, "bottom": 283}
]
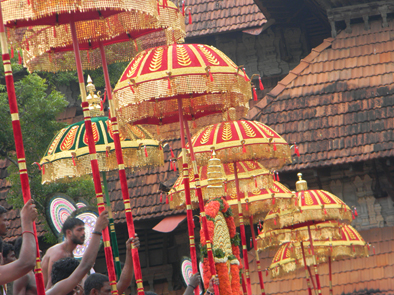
[
  {"left": 20, "top": 0, "right": 186, "bottom": 72},
  {"left": 40, "top": 116, "right": 164, "bottom": 184},
  {"left": 269, "top": 225, "right": 369, "bottom": 279},
  {"left": 113, "top": 43, "right": 251, "bottom": 134},
  {"left": 177, "top": 120, "right": 292, "bottom": 170},
  {"left": 263, "top": 189, "right": 353, "bottom": 232}
]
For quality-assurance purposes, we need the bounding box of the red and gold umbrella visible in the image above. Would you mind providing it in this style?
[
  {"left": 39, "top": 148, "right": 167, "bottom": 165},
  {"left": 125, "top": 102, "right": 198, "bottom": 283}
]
[
  {"left": 2, "top": 2, "right": 162, "bottom": 294},
  {"left": 113, "top": 43, "right": 253, "bottom": 295},
  {"left": 169, "top": 159, "right": 273, "bottom": 210},
  {"left": 178, "top": 119, "right": 292, "bottom": 170},
  {"left": 20, "top": 0, "right": 185, "bottom": 72}
]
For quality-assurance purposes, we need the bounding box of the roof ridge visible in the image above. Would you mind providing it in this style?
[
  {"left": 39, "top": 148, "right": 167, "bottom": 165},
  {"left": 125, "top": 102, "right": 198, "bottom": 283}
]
[{"left": 248, "top": 37, "right": 334, "bottom": 120}]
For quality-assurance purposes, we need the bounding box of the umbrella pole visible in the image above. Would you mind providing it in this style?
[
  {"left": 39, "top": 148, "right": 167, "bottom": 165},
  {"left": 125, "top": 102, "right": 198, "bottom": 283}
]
[
  {"left": 307, "top": 266, "right": 317, "bottom": 291},
  {"left": 307, "top": 226, "right": 322, "bottom": 295},
  {"left": 0, "top": 5, "right": 46, "bottom": 295},
  {"left": 177, "top": 99, "right": 199, "bottom": 295},
  {"left": 70, "top": 21, "right": 118, "bottom": 295},
  {"left": 183, "top": 114, "right": 219, "bottom": 295},
  {"left": 329, "top": 256, "right": 333, "bottom": 295},
  {"left": 99, "top": 41, "right": 145, "bottom": 295},
  {"left": 233, "top": 164, "right": 252, "bottom": 295},
  {"left": 241, "top": 272, "right": 247, "bottom": 295},
  {"left": 300, "top": 242, "right": 313, "bottom": 295},
  {"left": 101, "top": 172, "right": 122, "bottom": 280},
  {"left": 249, "top": 216, "right": 265, "bottom": 295}
]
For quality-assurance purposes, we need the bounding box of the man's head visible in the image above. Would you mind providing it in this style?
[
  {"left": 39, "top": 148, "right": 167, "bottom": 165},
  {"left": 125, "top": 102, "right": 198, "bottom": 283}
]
[
  {"left": 62, "top": 217, "right": 85, "bottom": 245},
  {"left": 84, "top": 273, "right": 110, "bottom": 295},
  {"left": 0, "top": 206, "right": 9, "bottom": 236},
  {"left": 51, "top": 257, "right": 80, "bottom": 285},
  {"left": 2, "top": 242, "right": 15, "bottom": 264}
]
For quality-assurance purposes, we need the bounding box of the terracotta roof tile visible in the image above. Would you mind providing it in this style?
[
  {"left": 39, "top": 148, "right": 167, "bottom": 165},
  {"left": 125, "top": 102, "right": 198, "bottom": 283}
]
[
  {"left": 185, "top": 0, "right": 266, "bottom": 38},
  {"left": 249, "top": 19, "right": 394, "bottom": 171}
]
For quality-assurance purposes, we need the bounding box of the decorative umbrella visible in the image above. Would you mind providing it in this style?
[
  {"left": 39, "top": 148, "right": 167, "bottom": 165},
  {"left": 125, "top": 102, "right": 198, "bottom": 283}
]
[
  {"left": 113, "top": 43, "right": 252, "bottom": 295},
  {"left": 263, "top": 173, "right": 353, "bottom": 295},
  {"left": 19, "top": 0, "right": 185, "bottom": 73},
  {"left": 3, "top": 2, "right": 161, "bottom": 294},
  {"left": 270, "top": 224, "right": 369, "bottom": 295},
  {"left": 169, "top": 159, "right": 273, "bottom": 210},
  {"left": 174, "top": 118, "right": 294, "bottom": 295},
  {"left": 39, "top": 85, "right": 163, "bottom": 279},
  {"left": 257, "top": 220, "right": 343, "bottom": 251},
  {"left": 177, "top": 119, "right": 293, "bottom": 170}
]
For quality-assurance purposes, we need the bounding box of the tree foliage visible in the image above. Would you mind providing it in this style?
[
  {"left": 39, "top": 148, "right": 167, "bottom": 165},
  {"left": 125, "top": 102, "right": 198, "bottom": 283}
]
[{"left": 0, "top": 62, "right": 95, "bottom": 243}]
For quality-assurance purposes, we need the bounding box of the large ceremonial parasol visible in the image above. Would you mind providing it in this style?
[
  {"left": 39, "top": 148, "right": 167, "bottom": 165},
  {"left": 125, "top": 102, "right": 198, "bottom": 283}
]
[
  {"left": 263, "top": 173, "right": 353, "bottom": 295},
  {"left": 2, "top": 2, "right": 167, "bottom": 293},
  {"left": 269, "top": 224, "right": 369, "bottom": 295},
  {"left": 175, "top": 118, "right": 294, "bottom": 295},
  {"left": 169, "top": 159, "right": 273, "bottom": 210},
  {"left": 113, "top": 43, "right": 252, "bottom": 295},
  {"left": 39, "top": 83, "right": 163, "bottom": 279}
]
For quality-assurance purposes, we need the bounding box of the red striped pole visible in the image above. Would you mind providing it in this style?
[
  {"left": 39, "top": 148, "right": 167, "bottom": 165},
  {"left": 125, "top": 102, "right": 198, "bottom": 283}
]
[
  {"left": 0, "top": 3, "right": 46, "bottom": 294},
  {"left": 249, "top": 216, "right": 265, "bottom": 295},
  {"left": 99, "top": 41, "right": 144, "bottom": 295},
  {"left": 183, "top": 118, "right": 219, "bottom": 294},
  {"left": 234, "top": 166, "right": 252, "bottom": 295},
  {"left": 178, "top": 99, "right": 199, "bottom": 295},
  {"left": 70, "top": 21, "right": 118, "bottom": 295}
]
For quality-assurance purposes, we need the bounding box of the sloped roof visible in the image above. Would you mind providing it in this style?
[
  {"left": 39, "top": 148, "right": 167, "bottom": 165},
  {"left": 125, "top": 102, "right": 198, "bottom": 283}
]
[
  {"left": 248, "top": 19, "right": 394, "bottom": 171},
  {"left": 186, "top": 0, "right": 266, "bottom": 38},
  {"left": 0, "top": 159, "right": 46, "bottom": 241},
  {"left": 249, "top": 226, "right": 394, "bottom": 294}
]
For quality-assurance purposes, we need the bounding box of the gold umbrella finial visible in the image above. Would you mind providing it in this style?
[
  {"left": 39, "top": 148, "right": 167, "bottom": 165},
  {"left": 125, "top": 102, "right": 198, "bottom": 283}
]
[
  {"left": 206, "top": 152, "right": 225, "bottom": 198},
  {"left": 296, "top": 172, "right": 308, "bottom": 192},
  {"left": 86, "top": 76, "right": 104, "bottom": 117}
]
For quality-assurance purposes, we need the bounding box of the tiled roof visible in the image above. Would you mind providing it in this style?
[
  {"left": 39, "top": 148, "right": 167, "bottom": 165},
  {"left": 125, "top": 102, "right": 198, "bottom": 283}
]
[
  {"left": 248, "top": 19, "right": 394, "bottom": 171},
  {"left": 249, "top": 226, "right": 394, "bottom": 294},
  {"left": 0, "top": 159, "right": 46, "bottom": 241},
  {"left": 185, "top": 0, "right": 266, "bottom": 38}
]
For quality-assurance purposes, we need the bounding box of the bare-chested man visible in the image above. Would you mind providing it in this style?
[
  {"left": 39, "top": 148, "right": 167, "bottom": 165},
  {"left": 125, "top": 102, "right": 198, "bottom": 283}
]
[{"left": 42, "top": 217, "right": 85, "bottom": 289}]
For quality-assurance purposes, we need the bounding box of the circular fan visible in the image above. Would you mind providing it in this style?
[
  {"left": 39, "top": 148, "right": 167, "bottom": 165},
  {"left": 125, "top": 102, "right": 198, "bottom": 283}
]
[
  {"left": 69, "top": 207, "right": 100, "bottom": 260},
  {"left": 181, "top": 257, "right": 204, "bottom": 294},
  {"left": 181, "top": 257, "right": 193, "bottom": 287},
  {"left": 46, "top": 194, "right": 78, "bottom": 236}
]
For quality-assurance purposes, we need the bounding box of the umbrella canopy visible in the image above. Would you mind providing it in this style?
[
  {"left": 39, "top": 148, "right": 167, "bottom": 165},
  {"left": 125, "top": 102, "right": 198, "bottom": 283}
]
[
  {"left": 257, "top": 220, "right": 343, "bottom": 251},
  {"left": 113, "top": 43, "right": 251, "bottom": 129},
  {"left": 227, "top": 181, "right": 294, "bottom": 226},
  {"left": 40, "top": 116, "right": 163, "bottom": 183},
  {"left": 169, "top": 159, "right": 273, "bottom": 210},
  {"left": 178, "top": 119, "right": 292, "bottom": 170},
  {"left": 263, "top": 174, "right": 352, "bottom": 232},
  {"left": 20, "top": 0, "right": 185, "bottom": 72},
  {"left": 2, "top": 0, "right": 158, "bottom": 28},
  {"left": 269, "top": 224, "right": 369, "bottom": 279}
]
